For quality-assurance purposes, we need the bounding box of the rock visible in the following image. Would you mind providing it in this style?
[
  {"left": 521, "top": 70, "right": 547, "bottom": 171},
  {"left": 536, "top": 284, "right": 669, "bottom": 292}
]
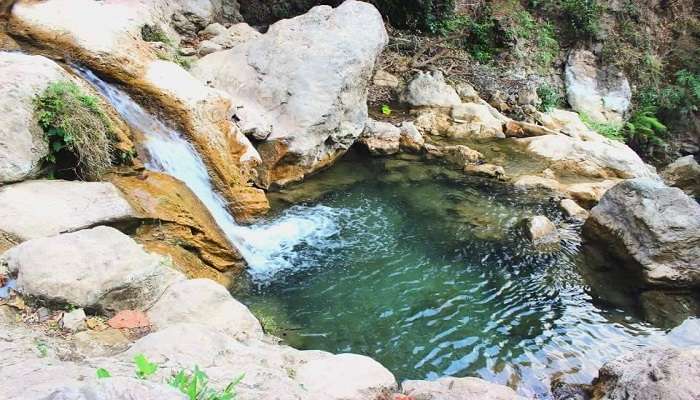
[
  {"left": 147, "top": 278, "right": 263, "bottom": 339},
  {"left": 399, "top": 122, "right": 425, "bottom": 153},
  {"left": 504, "top": 120, "right": 557, "bottom": 138},
  {"left": 0, "top": 226, "right": 183, "bottom": 313},
  {"left": 191, "top": 1, "right": 388, "bottom": 188},
  {"left": 72, "top": 328, "right": 131, "bottom": 357},
  {"left": 109, "top": 171, "right": 246, "bottom": 284},
  {"left": 60, "top": 309, "right": 86, "bottom": 332},
  {"left": 514, "top": 175, "right": 562, "bottom": 192},
  {"left": 0, "top": 180, "right": 137, "bottom": 241},
  {"left": 521, "top": 134, "right": 657, "bottom": 179},
  {"left": 442, "top": 145, "right": 483, "bottom": 168},
  {"left": 295, "top": 353, "right": 397, "bottom": 400},
  {"left": 517, "top": 86, "right": 540, "bottom": 106},
  {"left": 413, "top": 109, "right": 452, "bottom": 136},
  {"left": 178, "top": 46, "right": 196, "bottom": 56},
  {"left": 359, "top": 119, "right": 401, "bottom": 155},
  {"left": 373, "top": 70, "right": 400, "bottom": 88},
  {"left": 640, "top": 290, "right": 700, "bottom": 329},
  {"left": 541, "top": 109, "right": 599, "bottom": 140},
  {"left": 661, "top": 155, "right": 700, "bottom": 198},
  {"left": 524, "top": 216, "right": 561, "bottom": 249},
  {"left": 560, "top": 199, "right": 589, "bottom": 221},
  {"left": 563, "top": 179, "right": 619, "bottom": 208},
  {"left": 43, "top": 377, "right": 188, "bottom": 400},
  {"left": 197, "top": 39, "right": 223, "bottom": 55},
  {"left": 584, "top": 178, "right": 700, "bottom": 288},
  {"left": 199, "top": 22, "right": 228, "bottom": 39},
  {"left": 464, "top": 163, "right": 506, "bottom": 180},
  {"left": 591, "top": 346, "right": 700, "bottom": 400},
  {"left": 107, "top": 310, "right": 151, "bottom": 329},
  {"left": 455, "top": 83, "right": 480, "bottom": 103},
  {"left": 400, "top": 70, "right": 461, "bottom": 107},
  {"left": 565, "top": 50, "right": 631, "bottom": 124},
  {"left": 402, "top": 377, "right": 519, "bottom": 400},
  {"left": 449, "top": 102, "right": 506, "bottom": 139}
]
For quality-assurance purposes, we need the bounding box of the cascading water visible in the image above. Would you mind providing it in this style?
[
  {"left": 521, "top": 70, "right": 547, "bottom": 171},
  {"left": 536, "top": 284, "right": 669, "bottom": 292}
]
[{"left": 75, "top": 67, "right": 339, "bottom": 281}]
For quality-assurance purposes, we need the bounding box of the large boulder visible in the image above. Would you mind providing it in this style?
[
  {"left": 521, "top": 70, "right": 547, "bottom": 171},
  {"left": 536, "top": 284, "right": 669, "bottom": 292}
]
[
  {"left": 0, "top": 180, "right": 137, "bottom": 242},
  {"left": 10, "top": 0, "right": 268, "bottom": 221},
  {"left": 147, "top": 278, "right": 263, "bottom": 339},
  {"left": 584, "top": 178, "right": 700, "bottom": 288},
  {"left": 661, "top": 155, "right": 700, "bottom": 198},
  {"left": 402, "top": 377, "right": 520, "bottom": 400},
  {"left": 400, "top": 70, "right": 461, "bottom": 108},
  {"left": 591, "top": 346, "right": 700, "bottom": 400},
  {"left": 564, "top": 50, "right": 631, "bottom": 124},
  {"left": 191, "top": 0, "right": 388, "bottom": 188},
  {"left": 0, "top": 226, "right": 182, "bottom": 313}
]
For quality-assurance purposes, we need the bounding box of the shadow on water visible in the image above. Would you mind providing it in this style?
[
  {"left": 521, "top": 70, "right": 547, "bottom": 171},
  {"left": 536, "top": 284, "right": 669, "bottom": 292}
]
[{"left": 233, "top": 154, "right": 700, "bottom": 398}]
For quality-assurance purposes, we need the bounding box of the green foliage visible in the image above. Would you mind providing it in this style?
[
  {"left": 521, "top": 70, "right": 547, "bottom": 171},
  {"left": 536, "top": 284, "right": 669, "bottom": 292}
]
[
  {"left": 141, "top": 24, "right": 172, "bottom": 45},
  {"left": 169, "top": 366, "right": 244, "bottom": 400},
  {"left": 658, "top": 70, "right": 700, "bottom": 117},
  {"left": 381, "top": 104, "right": 392, "bottom": 116},
  {"left": 434, "top": 13, "right": 502, "bottom": 63},
  {"left": 533, "top": 0, "right": 601, "bottom": 39},
  {"left": 624, "top": 106, "right": 667, "bottom": 150},
  {"left": 133, "top": 354, "right": 158, "bottom": 380},
  {"left": 96, "top": 368, "right": 112, "bottom": 379},
  {"left": 370, "top": 0, "right": 455, "bottom": 32},
  {"left": 34, "top": 81, "right": 115, "bottom": 179},
  {"left": 580, "top": 113, "right": 624, "bottom": 141},
  {"left": 536, "top": 84, "right": 561, "bottom": 112}
]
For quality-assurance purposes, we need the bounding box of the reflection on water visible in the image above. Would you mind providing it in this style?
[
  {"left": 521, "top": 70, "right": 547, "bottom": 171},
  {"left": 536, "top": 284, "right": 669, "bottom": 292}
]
[{"left": 235, "top": 156, "right": 700, "bottom": 398}]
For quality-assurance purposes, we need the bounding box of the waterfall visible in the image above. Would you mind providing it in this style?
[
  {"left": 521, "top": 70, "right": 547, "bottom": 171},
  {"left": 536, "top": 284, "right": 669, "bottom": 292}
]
[{"left": 75, "top": 67, "right": 340, "bottom": 282}]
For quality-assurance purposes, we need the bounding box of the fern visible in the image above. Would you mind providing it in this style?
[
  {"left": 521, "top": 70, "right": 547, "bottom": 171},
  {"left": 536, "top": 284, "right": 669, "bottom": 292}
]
[{"left": 624, "top": 106, "right": 667, "bottom": 149}]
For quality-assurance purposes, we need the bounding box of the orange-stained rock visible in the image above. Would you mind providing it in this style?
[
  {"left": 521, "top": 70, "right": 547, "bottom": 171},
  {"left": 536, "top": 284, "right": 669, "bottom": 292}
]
[
  {"left": 108, "top": 310, "right": 150, "bottom": 329},
  {"left": 108, "top": 171, "right": 245, "bottom": 286}
]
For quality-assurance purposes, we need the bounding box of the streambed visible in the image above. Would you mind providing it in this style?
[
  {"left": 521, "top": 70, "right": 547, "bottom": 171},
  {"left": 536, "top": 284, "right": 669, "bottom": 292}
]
[{"left": 235, "top": 154, "right": 700, "bottom": 398}]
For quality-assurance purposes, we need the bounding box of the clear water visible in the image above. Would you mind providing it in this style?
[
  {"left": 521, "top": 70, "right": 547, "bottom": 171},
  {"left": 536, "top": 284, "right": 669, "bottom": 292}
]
[{"left": 235, "top": 156, "right": 700, "bottom": 398}]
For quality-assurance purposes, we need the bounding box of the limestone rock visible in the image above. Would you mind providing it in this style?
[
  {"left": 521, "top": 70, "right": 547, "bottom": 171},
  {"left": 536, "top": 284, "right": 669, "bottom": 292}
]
[
  {"left": 584, "top": 178, "right": 700, "bottom": 288},
  {"left": 524, "top": 216, "right": 560, "bottom": 249},
  {"left": 360, "top": 119, "right": 401, "bottom": 155},
  {"left": 464, "top": 163, "right": 506, "bottom": 180},
  {"left": 399, "top": 122, "right": 425, "bottom": 153},
  {"left": 565, "top": 50, "right": 631, "bottom": 124},
  {"left": 148, "top": 278, "right": 263, "bottom": 339},
  {"left": 560, "top": 199, "right": 589, "bottom": 221},
  {"left": 591, "top": 346, "right": 700, "bottom": 400},
  {"left": 60, "top": 309, "right": 86, "bottom": 332},
  {"left": 373, "top": 70, "right": 400, "bottom": 88},
  {"left": 191, "top": 1, "right": 388, "bottom": 188},
  {"left": 43, "top": 377, "right": 188, "bottom": 400},
  {"left": 400, "top": 70, "right": 461, "bottom": 107},
  {"left": 0, "top": 226, "right": 183, "bottom": 313},
  {"left": 197, "top": 22, "right": 259, "bottom": 55},
  {"left": 442, "top": 145, "right": 483, "bottom": 168},
  {"left": 449, "top": 102, "right": 505, "bottom": 139},
  {"left": 0, "top": 180, "right": 137, "bottom": 241},
  {"left": 514, "top": 175, "right": 562, "bottom": 192},
  {"left": 661, "top": 155, "right": 700, "bottom": 198},
  {"left": 455, "top": 83, "right": 481, "bottom": 103},
  {"left": 72, "top": 328, "right": 131, "bottom": 357},
  {"left": 402, "top": 377, "right": 520, "bottom": 400},
  {"left": 413, "top": 109, "right": 452, "bottom": 136},
  {"left": 563, "top": 179, "right": 619, "bottom": 208}
]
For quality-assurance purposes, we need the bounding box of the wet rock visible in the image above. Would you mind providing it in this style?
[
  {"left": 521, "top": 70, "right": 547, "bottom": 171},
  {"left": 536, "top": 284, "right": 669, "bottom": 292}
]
[
  {"left": 661, "top": 155, "right": 700, "bottom": 198},
  {"left": 464, "top": 163, "right": 506, "bottom": 180},
  {"left": 0, "top": 226, "right": 183, "bottom": 313},
  {"left": 448, "top": 102, "right": 505, "bottom": 139},
  {"left": 42, "top": 377, "right": 187, "bottom": 400},
  {"left": 591, "top": 346, "right": 700, "bottom": 400},
  {"left": 514, "top": 175, "right": 562, "bottom": 192},
  {"left": 191, "top": 1, "right": 387, "bottom": 188},
  {"left": 524, "top": 215, "right": 561, "bottom": 249},
  {"left": 640, "top": 290, "right": 700, "bottom": 329},
  {"left": 551, "top": 380, "right": 592, "bottom": 400},
  {"left": 400, "top": 70, "right": 461, "bottom": 108},
  {"left": 560, "top": 199, "right": 589, "bottom": 221},
  {"left": 565, "top": 50, "right": 631, "bottom": 124},
  {"left": 60, "top": 308, "right": 86, "bottom": 332},
  {"left": 0, "top": 180, "right": 137, "bottom": 241},
  {"left": 402, "top": 377, "right": 520, "bottom": 400},
  {"left": 399, "top": 122, "right": 425, "bottom": 153},
  {"left": 442, "top": 145, "right": 483, "bottom": 168},
  {"left": 373, "top": 70, "right": 400, "bottom": 88},
  {"left": 584, "top": 178, "right": 700, "bottom": 288},
  {"left": 147, "top": 278, "right": 263, "bottom": 340},
  {"left": 359, "top": 119, "right": 401, "bottom": 155}
]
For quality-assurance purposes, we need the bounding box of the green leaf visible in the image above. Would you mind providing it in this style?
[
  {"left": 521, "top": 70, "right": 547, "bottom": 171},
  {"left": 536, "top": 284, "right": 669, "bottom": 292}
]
[
  {"left": 381, "top": 104, "right": 392, "bottom": 116},
  {"left": 133, "top": 353, "right": 158, "bottom": 379},
  {"left": 96, "top": 368, "right": 111, "bottom": 379}
]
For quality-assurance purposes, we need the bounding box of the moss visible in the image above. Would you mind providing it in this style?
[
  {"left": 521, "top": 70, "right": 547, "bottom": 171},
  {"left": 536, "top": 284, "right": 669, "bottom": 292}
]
[{"left": 141, "top": 24, "right": 172, "bottom": 45}]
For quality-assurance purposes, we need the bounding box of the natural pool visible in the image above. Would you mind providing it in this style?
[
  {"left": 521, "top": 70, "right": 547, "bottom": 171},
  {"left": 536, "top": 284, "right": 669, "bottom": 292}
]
[{"left": 233, "top": 154, "right": 699, "bottom": 398}]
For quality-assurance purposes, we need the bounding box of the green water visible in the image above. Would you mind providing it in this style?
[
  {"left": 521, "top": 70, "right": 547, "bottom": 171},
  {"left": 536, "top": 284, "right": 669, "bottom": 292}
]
[{"left": 234, "top": 155, "right": 698, "bottom": 398}]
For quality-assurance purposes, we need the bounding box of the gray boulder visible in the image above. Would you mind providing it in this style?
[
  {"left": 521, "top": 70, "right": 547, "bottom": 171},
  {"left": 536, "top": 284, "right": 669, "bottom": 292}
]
[
  {"left": 524, "top": 215, "right": 561, "bottom": 250},
  {"left": 359, "top": 119, "right": 401, "bottom": 155},
  {"left": 0, "top": 226, "right": 182, "bottom": 312},
  {"left": 591, "top": 346, "right": 700, "bottom": 400},
  {"left": 191, "top": 1, "right": 387, "bottom": 188},
  {"left": 400, "top": 70, "right": 461, "bottom": 108},
  {"left": 584, "top": 178, "right": 700, "bottom": 288},
  {"left": 402, "top": 377, "right": 520, "bottom": 400},
  {"left": 661, "top": 155, "right": 700, "bottom": 198},
  {"left": 0, "top": 180, "right": 137, "bottom": 241}
]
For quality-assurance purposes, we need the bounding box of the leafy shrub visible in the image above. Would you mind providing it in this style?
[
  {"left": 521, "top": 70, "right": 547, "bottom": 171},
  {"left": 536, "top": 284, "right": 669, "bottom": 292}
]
[
  {"left": 579, "top": 113, "right": 624, "bottom": 141},
  {"left": 170, "top": 366, "right": 244, "bottom": 400},
  {"left": 434, "top": 13, "right": 503, "bottom": 63},
  {"left": 370, "top": 0, "right": 455, "bottom": 32},
  {"left": 34, "top": 81, "right": 116, "bottom": 179},
  {"left": 537, "top": 84, "right": 561, "bottom": 112},
  {"left": 560, "top": 0, "right": 601, "bottom": 38},
  {"left": 624, "top": 106, "right": 667, "bottom": 150},
  {"left": 658, "top": 69, "right": 700, "bottom": 117}
]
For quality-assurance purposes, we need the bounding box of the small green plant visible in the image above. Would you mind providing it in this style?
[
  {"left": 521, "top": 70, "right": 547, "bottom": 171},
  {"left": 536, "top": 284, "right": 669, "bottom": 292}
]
[
  {"left": 537, "top": 84, "right": 561, "bottom": 112},
  {"left": 381, "top": 104, "right": 392, "bottom": 116},
  {"left": 34, "top": 81, "right": 116, "bottom": 179},
  {"left": 580, "top": 113, "right": 624, "bottom": 141},
  {"left": 624, "top": 106, "right": 667, "bottom": 149},
  {"left": 35, "top": 339, "right": 48, "bottom": 358},
  {"left": 96, "top": 368, "right": 112, "bottom": 379},
  {"left": 141, "top": 24, "right": 172, "bottom": 45},
  {"left": 169, "top": 366, "right": 244, "bottom": 400},
  {"left": 133, "top": 354, "right": 159, "bottom": 379}
]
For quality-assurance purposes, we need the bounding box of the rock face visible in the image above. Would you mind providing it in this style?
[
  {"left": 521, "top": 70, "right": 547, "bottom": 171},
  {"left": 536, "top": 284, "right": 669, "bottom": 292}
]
[
  {"left": 661, "top": 155, "right": 700, "bottom": 198},
  {"left": 191, "top": 1, "right": 388, "bottom": 188},
  {"left": 591, "top": 346, "right": 700, "bottom": 400},
  {"left": 0, "top": 180, "right": 137, "bottom": 241},
  {"left": 584, "top": 178, "right": 700, "bottom": 288},
  {"left": 524, "top": 215, "right": 561, "bottom": 249},
  {"left": 148, "top": 278, "right": 263, "bottom": 339},
  {"left": 564, "top": 50, "right": 631, "bottom": 124},
  {"left": 400, "top": 70, "right": 461, "bottom": 108},
  {"left": 402, "top": 377, "right": 520, "bottom": 400},
  {"left": 359, "top": 119, "right": 401, "bottom": 155},
  {"left": 0, "top": 226, "right": 182, "bottom": 313}
]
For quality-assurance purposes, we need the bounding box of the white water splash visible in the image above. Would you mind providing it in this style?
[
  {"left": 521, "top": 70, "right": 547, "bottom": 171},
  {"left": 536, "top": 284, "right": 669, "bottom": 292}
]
[{"left": 76, "top": 67, "right": 339, "bottom": 281}]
